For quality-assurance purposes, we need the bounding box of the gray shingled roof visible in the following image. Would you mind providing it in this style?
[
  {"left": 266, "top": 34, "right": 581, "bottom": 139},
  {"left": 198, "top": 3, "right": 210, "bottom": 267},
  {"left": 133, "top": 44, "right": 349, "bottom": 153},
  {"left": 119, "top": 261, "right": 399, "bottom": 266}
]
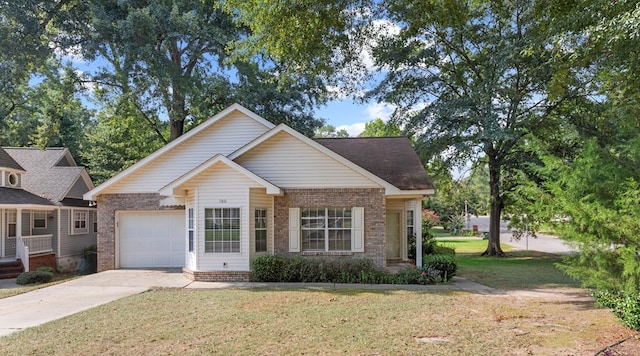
[
  {"left": 0, "top": 187, "right": 55, "bottom": 206},
  {"left": 0, "top": 148, "right": 25, "bottom": 171},
  {"left": 2, "top": 148, "right": 84, "bottom": 202},
  {"left": 315, "top": 137, "right": 434, "bottom": 191}
]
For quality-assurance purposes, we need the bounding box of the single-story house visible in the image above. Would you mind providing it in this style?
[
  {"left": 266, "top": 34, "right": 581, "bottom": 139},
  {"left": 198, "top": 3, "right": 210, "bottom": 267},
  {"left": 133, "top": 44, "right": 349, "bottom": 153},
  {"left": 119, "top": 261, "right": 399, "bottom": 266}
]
[
  {"left": 84, "top": 104, "right": 434, "bottom": 281},
  {"left": 0, "top": 147, "right": 97, "bottom": 275}
]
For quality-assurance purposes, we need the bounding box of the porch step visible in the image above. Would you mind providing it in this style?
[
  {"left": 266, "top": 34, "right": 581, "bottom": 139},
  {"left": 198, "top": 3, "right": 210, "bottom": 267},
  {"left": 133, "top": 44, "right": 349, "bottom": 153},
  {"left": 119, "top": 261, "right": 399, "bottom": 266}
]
[{"left": 0, "top": 260, "right": 24, "bottom": 279}]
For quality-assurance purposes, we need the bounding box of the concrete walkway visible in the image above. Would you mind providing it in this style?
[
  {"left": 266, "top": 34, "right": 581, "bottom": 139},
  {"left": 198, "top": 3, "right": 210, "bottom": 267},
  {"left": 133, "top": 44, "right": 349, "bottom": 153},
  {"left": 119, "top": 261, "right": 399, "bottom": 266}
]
[{"left": 0, "top": 270, "right": 491, "bottom": 337}]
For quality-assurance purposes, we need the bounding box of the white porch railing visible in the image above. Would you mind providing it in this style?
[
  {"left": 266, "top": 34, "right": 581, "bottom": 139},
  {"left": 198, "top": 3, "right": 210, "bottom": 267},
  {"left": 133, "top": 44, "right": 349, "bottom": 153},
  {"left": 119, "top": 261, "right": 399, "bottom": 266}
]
[
  {"left": 23, "top": 234, "right": 53, "bottom": 255},
  {"left": 16, "top": 236, "right": 30, "bottom": 272}
]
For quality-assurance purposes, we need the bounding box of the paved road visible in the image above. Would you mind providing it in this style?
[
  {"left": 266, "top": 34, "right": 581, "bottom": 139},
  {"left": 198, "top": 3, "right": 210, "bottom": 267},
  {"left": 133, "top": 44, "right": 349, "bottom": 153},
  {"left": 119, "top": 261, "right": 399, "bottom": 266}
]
[{"left": 465, "top": 215, "right": 576, "bottom": 254}]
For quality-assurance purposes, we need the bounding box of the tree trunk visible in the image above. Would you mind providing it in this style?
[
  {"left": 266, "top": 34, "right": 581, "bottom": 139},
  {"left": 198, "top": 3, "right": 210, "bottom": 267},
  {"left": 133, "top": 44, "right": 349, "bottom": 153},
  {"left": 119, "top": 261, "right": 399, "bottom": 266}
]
[
  {"left": 169, "top": 118, "right": 185, "bottom": 142},
  {"left": 482, "top": 154, "right": 505, "bottom": 256}
]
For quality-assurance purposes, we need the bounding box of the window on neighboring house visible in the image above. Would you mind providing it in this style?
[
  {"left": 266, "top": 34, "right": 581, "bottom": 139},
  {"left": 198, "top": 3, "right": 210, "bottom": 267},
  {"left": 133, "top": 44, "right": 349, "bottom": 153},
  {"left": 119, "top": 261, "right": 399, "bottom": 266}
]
[
  {"left": 7, "top": 210, "right": 16, "bottom": 238},
  {"left": 301, "top": 208, "right": 352, "bottom": 251},
  {"left": 254, "top": 208, "right": 267, "bottom": 252},
  {"left": 93, "top": 211, "right": 98, "bottom": 233},
  {"left": 407, "top": 210, "right": 415, "bottom": 239},
  {"left": 33, "top": 211, "right": 47, "bottom": 229},
  {"left": 204, "top": 208, "right": 240, "bottom": 253},
  {"left": 73, "top": 210, "right": 88, "bottom": 234},
  {"left": 188, "top": 208, "right": 194, "bottom": 252}
]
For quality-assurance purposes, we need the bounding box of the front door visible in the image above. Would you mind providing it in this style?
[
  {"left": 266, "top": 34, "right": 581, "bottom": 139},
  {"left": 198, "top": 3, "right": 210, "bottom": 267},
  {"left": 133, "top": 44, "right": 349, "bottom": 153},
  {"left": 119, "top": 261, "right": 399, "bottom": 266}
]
[{"left": 386, "top": 211, "right": 401, "bottom": 259}]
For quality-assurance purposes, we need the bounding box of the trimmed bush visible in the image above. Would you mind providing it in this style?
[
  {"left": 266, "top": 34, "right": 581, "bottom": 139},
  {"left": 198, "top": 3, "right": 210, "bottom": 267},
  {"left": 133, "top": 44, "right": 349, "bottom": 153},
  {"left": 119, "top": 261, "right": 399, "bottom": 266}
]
[
  {"left": 251, "top": 256, "right": 391, "bottom": 284},
  {"left": 423, "top": 254, "right": 457, "bottom": 282},
  {"left": 16, "top": 270, "right": 53, "bottom": 285},
  {"left": 394, "top": 266, "right": 443, "bottom": 285}
]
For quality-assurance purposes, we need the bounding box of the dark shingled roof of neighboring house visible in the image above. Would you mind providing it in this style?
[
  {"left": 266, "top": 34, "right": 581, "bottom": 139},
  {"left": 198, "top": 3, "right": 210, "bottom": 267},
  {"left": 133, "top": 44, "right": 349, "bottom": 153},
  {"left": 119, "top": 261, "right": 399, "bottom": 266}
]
[
  {"left": 314, "top": 137, "right": 434, "bottom": 191},
  {"left": 0, "top": 187, "right": 55, "bottom": 205},
  {"left": 0, "top": 148, "right": 25, "bottom": 171},
  {"left": 3, "top": 147, "right": 85, "bottom": 202}
]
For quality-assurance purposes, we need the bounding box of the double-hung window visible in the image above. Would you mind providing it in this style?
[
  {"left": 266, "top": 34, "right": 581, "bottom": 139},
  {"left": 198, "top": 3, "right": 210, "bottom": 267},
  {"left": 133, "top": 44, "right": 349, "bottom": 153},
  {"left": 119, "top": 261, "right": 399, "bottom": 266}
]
[
  {"left": 204, "top": 208, "right": 240, "bottom": 253},
  {"left": 73, "top": 210, "right": 88, "bottom": 234},
  {"left": 188, "top": 208, "right": 194, "bottom": 252},
  {"left": 33, "top": 211, "right": 47, "bottom": 229},
  {"left": 7, "top": 210, "right": 16, "bottom": 238},
  {"left": 301, "top": 208, "right": 352, "bottom": 251},
  {"left": 254, "top": 208, "right": 267, "bottom": 252}
]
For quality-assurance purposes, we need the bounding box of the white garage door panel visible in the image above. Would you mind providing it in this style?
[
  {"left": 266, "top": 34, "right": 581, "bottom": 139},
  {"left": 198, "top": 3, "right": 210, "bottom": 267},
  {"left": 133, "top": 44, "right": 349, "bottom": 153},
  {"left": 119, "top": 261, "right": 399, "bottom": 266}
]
[{"left": 119, "top": 211, "right": 185, "bottom": 268}]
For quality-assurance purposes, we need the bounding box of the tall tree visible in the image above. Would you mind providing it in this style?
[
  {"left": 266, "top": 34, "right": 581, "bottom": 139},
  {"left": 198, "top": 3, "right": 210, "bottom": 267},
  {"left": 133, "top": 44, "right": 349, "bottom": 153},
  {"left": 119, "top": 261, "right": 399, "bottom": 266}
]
[
  {"left": 369, "top": 0, "right": 581, "bottom": 255},
  {"left": 70, "top": 0, "right": 326, "bottom": 142}
]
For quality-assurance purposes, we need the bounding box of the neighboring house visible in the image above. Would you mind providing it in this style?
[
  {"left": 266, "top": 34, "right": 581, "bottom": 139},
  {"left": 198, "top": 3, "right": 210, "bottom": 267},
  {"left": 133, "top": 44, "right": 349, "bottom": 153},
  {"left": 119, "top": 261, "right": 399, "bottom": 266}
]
[
  {"left": 0, "top": 147, "right": 97, "bottom": 274},
  {"left": 84, "top": 104, "right": 434, "bottom": 282}
]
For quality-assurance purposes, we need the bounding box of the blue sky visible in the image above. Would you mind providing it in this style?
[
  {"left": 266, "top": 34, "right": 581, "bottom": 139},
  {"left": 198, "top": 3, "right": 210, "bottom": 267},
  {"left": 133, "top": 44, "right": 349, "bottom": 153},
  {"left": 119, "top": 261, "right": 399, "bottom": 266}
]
[{"left": 315, "top": 98, "right": 395, "bottom": 137}]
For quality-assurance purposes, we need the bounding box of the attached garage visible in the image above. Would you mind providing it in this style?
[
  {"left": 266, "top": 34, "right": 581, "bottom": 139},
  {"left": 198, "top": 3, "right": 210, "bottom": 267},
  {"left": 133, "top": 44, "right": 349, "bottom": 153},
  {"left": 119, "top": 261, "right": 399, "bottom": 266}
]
[{"left": 117, "top": 211, "right": 185, "bottom": 268}]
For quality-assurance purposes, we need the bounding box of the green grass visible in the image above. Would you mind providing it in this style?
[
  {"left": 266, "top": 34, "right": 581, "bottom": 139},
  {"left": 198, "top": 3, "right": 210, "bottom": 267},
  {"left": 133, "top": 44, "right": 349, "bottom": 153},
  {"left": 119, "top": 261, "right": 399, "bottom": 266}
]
[
  {"left": 437, "top": 238, "right": 580, "bottom": 289},
  {"left": 0, "top": 288, "right": 624, "bottom": 355}
]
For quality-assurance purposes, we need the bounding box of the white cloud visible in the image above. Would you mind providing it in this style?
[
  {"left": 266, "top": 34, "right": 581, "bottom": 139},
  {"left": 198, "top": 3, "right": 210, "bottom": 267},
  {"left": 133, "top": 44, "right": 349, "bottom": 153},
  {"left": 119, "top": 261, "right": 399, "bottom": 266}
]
[
  {"left": 365, "top": 102, "right": 395, "bottom": 121},
  {"left": 337, "top": 122, "right": 366, "bottom": 137}
]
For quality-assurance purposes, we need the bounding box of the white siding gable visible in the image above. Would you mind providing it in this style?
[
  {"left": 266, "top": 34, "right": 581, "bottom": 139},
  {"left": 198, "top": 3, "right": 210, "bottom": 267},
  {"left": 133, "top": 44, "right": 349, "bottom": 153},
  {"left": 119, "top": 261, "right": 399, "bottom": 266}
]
[
  {"left": 99, "top": 110, "right": 271, "bottom": 195},
  {"left": 191, "top": 163, "right": 262, "bottom": 272},
  {"left": 234, "top": 131, "right": 381, "bottom": 188}
]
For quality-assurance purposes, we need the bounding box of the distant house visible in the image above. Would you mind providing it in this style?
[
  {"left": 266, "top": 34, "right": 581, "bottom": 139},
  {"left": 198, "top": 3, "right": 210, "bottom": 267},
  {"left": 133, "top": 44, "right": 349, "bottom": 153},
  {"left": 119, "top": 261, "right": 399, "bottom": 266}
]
[
  {"left": 84, "top": 104, "right": 434, "bottom": 282},
  {"left": 0, "top": 147, "right": 97, "bottom": 274}
]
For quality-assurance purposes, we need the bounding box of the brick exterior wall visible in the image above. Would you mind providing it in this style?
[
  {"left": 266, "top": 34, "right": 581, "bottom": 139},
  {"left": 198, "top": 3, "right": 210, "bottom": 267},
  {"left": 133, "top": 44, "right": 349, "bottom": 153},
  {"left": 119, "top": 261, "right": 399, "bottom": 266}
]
[
  {"left": 96, "top": 193, "right": 181, "bottom": 272},
  {"left": 274, "top": 188, "right": 386, "bottom": 268},
  {"left": 183, "top": 268, "right": 251, "bottom": 282}
]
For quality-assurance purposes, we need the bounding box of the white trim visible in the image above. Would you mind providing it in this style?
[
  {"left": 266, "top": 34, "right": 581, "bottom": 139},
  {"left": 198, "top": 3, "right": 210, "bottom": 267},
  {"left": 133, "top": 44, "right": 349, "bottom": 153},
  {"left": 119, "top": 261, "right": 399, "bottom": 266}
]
[
  {"left": 203, "top": 207, "right": 242, "bottom": 254},
  {"left": 71, "top": 209, "right": 89, "bottom": 235},
  {"left": 84, "top": 104, "right": 275, "bottom": 201},
  {"left": 229, "top": 125, "right": 402, "bottom": 195},
  {"left": 32, "top": 211, "right": 48, "bottom": 230},
  {"left": 159, "top": 154, "right": 282, "bottom": 196}
]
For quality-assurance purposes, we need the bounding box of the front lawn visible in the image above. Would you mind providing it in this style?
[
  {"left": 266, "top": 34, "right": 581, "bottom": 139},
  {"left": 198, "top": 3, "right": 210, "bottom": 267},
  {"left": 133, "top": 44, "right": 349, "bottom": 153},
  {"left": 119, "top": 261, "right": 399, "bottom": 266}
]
[
  {"left": 0, "top": 287, "right": 629, "bottom": 355},
  {"left": 439, "top": 238, "right": 580, "bottom": 289}
]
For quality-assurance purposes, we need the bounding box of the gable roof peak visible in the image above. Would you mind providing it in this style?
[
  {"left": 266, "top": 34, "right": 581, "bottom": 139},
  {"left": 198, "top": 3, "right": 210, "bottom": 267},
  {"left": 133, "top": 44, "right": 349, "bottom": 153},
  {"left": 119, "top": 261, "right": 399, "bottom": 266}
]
[{"left": 0, "top": 147, "right": 25, "bottom": 172}]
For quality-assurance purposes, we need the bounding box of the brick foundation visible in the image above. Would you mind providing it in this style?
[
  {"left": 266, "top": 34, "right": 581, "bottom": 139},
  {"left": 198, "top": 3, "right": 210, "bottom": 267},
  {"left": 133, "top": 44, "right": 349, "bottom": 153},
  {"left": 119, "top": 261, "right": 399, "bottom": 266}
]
[
  {"left": 96, "top": 193, "right": 183, "bottom": 272},
  {"left": 29, "top": 253, "right": 56, "bottom": 272},
  {"left": 183, "top": 268, "right": 251, "bottom": 282},
  {"left": 274, "top": 188, "right": 386, "bottom": 269}
]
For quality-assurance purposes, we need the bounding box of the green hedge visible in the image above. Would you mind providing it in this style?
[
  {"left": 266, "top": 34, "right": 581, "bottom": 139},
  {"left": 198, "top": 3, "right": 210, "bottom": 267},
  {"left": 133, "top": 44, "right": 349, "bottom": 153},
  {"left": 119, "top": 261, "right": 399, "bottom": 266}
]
[
  {"left": 16, "top": 270, "right": 53, "bottom": 285},
  {"left": 251, "top": 255, "right": 458, "bottom": 285},
  {"left": 423, "top": 254, "right": 457, "bottom": 281},
  {"left": 251, "top": 256, "right": 392, "bottom": 284}
]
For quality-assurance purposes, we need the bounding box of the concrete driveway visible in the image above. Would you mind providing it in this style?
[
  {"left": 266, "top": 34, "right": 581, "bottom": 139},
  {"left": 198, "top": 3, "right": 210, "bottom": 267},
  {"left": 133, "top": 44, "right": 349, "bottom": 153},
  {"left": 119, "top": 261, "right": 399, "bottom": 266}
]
[{"left": 0, "top": 269, "right": 192, "bottom": 337}]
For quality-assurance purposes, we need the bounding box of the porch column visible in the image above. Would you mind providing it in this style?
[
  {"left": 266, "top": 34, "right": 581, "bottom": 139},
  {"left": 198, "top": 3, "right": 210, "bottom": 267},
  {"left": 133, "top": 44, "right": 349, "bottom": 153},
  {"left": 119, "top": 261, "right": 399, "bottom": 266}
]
[
  {"left": 415, "top": 201, "right": 423, "bottom": 268},
  {"left": 16, "top": 208, "right": 22, "bottom": 239}
]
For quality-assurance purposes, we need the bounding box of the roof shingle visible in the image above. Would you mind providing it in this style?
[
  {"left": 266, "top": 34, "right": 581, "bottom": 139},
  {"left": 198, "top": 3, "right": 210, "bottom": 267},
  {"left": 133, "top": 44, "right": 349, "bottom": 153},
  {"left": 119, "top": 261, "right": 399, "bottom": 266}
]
[{"left": 314, "top": 137, "right": 434, "bottom": 191}]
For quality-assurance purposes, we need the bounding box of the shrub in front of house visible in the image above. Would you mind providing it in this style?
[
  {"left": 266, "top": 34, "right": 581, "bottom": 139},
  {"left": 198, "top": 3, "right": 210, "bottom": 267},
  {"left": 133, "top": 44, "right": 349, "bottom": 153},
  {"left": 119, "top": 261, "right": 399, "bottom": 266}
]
[
  {"left": 251, "top": 256, "right": 457, "bottom": 285},
  {"left": 423, "top": 254, "right": 457, "bottom": 282},
  {"left": 16, "top": 270, "right": 53, "bottom": 285},
  {"left": 251, "top": 256, "right": 392, "bottom": 284},
  {"left": 394, "top": 265, "right": 444, "bottom": 285}
]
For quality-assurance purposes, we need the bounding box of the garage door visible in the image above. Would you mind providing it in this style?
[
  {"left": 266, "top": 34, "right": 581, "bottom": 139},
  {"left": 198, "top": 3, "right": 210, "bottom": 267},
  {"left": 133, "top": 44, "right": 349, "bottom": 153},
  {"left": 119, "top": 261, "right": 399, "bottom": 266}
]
[{"left": 118, "top": 211, "right": 185, "bottom": 268}]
